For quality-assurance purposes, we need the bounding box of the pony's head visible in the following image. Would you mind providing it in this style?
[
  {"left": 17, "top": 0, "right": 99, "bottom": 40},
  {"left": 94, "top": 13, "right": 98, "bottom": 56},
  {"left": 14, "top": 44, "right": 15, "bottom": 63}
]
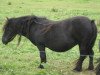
[{"left": 2, "top": 18, "right": 18, "bottom": 45}]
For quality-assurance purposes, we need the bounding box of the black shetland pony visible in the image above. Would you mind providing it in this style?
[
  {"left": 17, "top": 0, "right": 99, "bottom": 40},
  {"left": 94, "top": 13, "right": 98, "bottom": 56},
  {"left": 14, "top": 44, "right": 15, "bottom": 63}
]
[{"left": 2, "top": 15, "right": 97, "bottom": 72}]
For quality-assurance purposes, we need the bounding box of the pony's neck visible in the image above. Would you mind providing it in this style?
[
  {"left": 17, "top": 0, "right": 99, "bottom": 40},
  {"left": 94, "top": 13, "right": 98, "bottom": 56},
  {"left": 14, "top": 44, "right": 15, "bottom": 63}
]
[{"left": 18, "top": 25, "right": 29, "bottom": 38}]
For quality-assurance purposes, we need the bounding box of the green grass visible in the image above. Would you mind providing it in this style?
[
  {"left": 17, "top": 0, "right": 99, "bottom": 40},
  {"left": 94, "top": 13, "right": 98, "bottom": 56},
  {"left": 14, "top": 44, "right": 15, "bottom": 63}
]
[{"left": 0, "top": 0, "right": 100, "bottom": 75}]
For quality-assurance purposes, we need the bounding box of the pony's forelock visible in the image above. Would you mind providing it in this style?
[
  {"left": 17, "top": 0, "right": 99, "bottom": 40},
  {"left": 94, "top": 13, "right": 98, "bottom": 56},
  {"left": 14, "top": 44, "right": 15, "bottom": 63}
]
[{"left": 3, "top": 19, "right": 9, "bottom": 32}]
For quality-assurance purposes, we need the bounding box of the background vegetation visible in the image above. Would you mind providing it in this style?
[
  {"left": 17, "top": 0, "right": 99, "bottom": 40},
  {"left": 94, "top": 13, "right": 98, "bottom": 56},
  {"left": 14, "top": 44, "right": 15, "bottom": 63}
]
[{"left": 0, "top": 0, "right": 100, "bottom": 75}]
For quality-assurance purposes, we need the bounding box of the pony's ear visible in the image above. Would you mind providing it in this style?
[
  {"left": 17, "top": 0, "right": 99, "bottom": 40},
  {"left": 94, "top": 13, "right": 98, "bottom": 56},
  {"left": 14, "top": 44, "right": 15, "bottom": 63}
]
[
  {"left": 32, "top": 16, "right": 43, "bottom": 25},
  {"left": 6, "top": 17, "right": 9, "bottom": 21},
  {"left": 31, "top": 17, "right": 39, "bottom": 24},
  {"left": 5, "top": 17, "right": 10, "bottom": 23},
  {"left": 28, "top": 16, "right": 41, "bottom": 25}
]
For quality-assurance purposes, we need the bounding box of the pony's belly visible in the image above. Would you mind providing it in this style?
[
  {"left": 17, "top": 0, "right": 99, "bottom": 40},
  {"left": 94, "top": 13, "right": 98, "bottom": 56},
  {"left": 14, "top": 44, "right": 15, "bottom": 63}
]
[
  {"left": 46, "top": 42, "right": 76, "bottom": 52},
  {"left": 48, "top": 46, "right": 71, "bottom": 52},
  {"left": 44, "top": 34, "right": 77, "bottom": 52}
]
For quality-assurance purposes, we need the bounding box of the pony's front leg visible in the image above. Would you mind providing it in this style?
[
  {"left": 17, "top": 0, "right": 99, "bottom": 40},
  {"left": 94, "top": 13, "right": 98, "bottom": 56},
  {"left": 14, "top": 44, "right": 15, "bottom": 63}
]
[{"left": 37, "top": 45, "right": 46, "bottom": 69}]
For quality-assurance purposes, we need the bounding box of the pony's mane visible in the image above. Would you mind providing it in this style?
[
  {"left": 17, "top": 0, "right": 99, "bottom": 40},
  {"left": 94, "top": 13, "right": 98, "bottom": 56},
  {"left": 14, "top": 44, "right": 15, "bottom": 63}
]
[
  {"left": 17, "top": 15, "right": 48, "bottom": 25},
  {"left": 3, "top": 15, "right": 48, "bottom": 31}
]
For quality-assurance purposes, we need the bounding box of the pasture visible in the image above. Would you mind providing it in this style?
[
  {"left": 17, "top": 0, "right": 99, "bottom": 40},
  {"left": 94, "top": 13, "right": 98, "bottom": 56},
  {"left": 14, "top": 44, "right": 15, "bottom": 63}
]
[{"left": 0, "top": 0, "right": 100, "bottom": 75}]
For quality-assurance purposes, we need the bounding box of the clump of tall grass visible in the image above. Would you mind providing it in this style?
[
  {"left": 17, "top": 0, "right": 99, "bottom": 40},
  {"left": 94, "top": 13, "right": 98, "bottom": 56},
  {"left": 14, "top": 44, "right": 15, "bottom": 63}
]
[
  {"left": 8, "top": 2, "right": 12, "bottom": 5},
  {"left": 51, "top": 8, "right": 58, "bottom": 12}
]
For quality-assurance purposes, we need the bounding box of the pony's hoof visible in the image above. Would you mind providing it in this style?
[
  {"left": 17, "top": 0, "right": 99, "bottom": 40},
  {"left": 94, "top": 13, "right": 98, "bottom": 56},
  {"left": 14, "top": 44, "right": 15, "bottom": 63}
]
[
  {"left": 87, "top": 66, "right": 94, "bottom": 71},
  {"left": 38, "top": 64, "right": 44, "bottom": 69},
  {"left": 73, "top": 68, "right": 82, "bottom": 72}
]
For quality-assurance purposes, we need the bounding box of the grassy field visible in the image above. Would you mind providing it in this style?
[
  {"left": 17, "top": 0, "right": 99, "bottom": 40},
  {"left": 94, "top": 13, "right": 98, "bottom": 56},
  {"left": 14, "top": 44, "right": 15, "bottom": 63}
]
[{"left": 0, "top": 0, "right": 100, "bottom": 75}]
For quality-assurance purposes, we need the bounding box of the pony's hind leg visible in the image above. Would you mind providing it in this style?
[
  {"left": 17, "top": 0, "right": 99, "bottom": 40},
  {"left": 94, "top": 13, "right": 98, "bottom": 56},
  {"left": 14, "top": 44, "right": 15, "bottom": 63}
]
[
  {"left": 74, "top": 39, "right": 89, "bottom": 72},
  {"left": 74, "top": 47, "right": 87, "bottom": 72},
  {"left": 88, "top": 34, "right": 96, "bottom": 70},
  {"left": 87, "top": 38, "right": 96, "bottom": 70},
  {"left": 88, "top": 50, "right": 94, "bottom": 70},
  {"left": 74, "top": 35, "right": 96, "bottom": 71}
]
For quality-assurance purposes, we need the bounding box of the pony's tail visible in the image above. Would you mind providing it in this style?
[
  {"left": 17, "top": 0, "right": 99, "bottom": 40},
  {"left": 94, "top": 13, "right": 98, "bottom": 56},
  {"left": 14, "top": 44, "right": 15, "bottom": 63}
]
[{"left": 87, "top": 20, "right": 97, "bottom": 51}]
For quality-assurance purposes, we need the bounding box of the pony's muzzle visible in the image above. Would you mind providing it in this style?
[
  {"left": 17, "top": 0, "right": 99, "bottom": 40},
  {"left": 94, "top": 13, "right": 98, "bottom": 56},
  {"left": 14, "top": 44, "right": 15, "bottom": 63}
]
[{"left": 2, "top": 38, "right": 8, "bottom": 45}]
